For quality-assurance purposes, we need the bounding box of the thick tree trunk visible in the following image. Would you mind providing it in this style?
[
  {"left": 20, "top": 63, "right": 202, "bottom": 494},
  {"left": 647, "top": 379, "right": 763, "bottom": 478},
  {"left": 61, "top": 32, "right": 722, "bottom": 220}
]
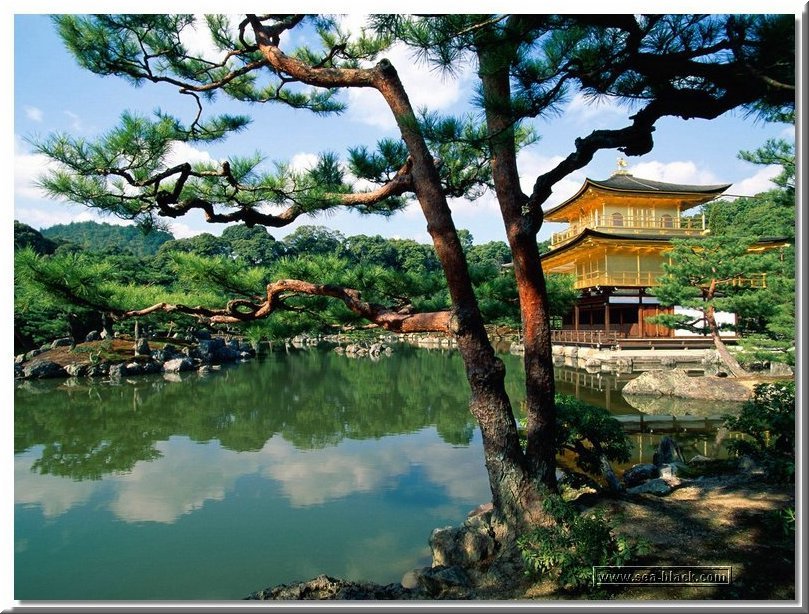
[
  {"left": 374, "top": 60, "right": 545, "bottom": 532},
  {"left": 477, "top": 42, "right": 558, "bottom": 490}
]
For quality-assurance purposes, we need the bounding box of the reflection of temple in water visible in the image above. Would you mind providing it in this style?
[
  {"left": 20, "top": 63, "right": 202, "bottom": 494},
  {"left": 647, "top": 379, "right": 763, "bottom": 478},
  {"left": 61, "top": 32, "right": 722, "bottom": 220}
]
[
  {"left": 553, "top": 365, "right": 745, "bottom": 465},
  {"left": 554, "top": 366, "right": 636, "bottom": 413}
]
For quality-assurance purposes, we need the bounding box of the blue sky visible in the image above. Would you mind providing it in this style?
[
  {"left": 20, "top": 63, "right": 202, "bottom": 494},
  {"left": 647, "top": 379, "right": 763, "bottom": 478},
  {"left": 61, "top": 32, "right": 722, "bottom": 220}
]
[{"left": 11, "top": 12, "right": 798, "bottom": 246}]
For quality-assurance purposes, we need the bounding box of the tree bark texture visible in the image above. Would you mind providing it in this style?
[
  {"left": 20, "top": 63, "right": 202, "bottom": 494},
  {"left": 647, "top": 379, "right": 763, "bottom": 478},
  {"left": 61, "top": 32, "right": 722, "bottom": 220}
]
[
  {"left": 704, "top": 280, "right": 748, "bottom": 377},
  {"left": 476, "top": 40, "right": 558, "bottom": 491}
]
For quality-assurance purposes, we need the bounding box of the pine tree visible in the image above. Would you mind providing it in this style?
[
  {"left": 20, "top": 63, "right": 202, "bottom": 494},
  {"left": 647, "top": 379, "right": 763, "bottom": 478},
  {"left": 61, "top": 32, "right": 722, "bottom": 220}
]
[{"left": 24, "top": 14, "right": 794, "bottom": 536}]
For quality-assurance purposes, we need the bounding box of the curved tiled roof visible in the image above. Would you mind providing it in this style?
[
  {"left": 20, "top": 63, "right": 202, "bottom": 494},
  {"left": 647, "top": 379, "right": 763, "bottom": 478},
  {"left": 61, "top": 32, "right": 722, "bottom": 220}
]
[
  {"left": 544, "top": 173, "right": 731, "bottom": 219},
  {"left": 587, "top": 173, "right": 731, "bottom": 194}
]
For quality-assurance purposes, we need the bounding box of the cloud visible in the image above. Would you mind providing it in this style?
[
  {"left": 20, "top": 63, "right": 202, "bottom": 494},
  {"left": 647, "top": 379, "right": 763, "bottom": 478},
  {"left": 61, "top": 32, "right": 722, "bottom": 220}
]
[
  {"left": 628, "top": 160, "right": 721, "bottom": 185},
  {"left": 14, "top": 136, "right": 55, "bottom": 200},
  {"left": 108, "top": 438, "right": 264, "bottom": 523},
  {"left": 517, "top": 149, "right": 585, "bottom": 210},
  {"left": 167, "top": 221, "right": 202, "bottom": 239},
  {"left": 729, "top": 165, "right": 781, "bottom": 197},
  {"left": 64, "top": 110, "right": 83, "bottom": 132},
  {"left": 562, "top": 92, "right": 629, "bottom": 127},
  {"left": 179, "top": 15, "right": 245, "bottom": 63},
  {"left": 14, "top": 451, "right": 98, "bottom": 518},
  {"left": 164, "top": 141, "right": 218, "bottom": 167},
  {"left": 15, "top": 427, "right": 490, "bottom": 525},
  {"left": 346, "top": 42, "right": 473, "bottom": 130},
  {"left": 24, "top": 106, "right": 43, "bottom": 122},
  {"left": 289, "top": 152, "right": 318, "bottom": 172}
]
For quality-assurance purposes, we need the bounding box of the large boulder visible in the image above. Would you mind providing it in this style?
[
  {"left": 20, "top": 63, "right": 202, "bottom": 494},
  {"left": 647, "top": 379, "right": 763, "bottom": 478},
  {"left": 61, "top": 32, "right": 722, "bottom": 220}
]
[
  {"left": 626, "top": 478, "right": 673, "bottom": 496},
  {"left": 430, "top": 512, "right": 496, "bottom": 569},
  {"left": 65, "top": 363, "right": 88, "bottom": 378},
  {"left": 622, "top": 393, "right": 744, "bottom": 417},
  {"left": 622, "top": 463, "right": 660, "bottom": 487},
  {"left": 23, "top": 360, "right": 67, "bottom": 379},
  {"left": 653, "top": 436, "right": 685, "bottom": 466},
  {"left": 769, "top": 362, "right": 794, "bottom": 376},
  {"left": 134, "top": 337, "right": 151, "bottom": 357},
  {"left": 162, "top": 357, "right": 195, "bottom": 373},
  {"left": 622, "top": 368, "right": 751, "bottom": 402},
  {"left": 401, "top": 565, "right": 472, "bottom": 598}
]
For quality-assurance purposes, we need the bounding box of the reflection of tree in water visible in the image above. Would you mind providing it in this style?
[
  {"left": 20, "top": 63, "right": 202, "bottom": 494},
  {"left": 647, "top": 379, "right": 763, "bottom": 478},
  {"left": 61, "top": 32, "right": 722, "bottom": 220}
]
[{"left": 14, "top": 347, "right": 481, "bottom": 480}]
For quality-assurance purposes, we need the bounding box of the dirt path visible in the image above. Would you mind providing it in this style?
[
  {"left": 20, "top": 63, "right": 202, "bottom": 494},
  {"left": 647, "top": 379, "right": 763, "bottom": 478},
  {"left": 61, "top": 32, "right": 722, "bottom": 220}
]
[{"left": 522, "top": 474, "right": 795, "bottom": 600}]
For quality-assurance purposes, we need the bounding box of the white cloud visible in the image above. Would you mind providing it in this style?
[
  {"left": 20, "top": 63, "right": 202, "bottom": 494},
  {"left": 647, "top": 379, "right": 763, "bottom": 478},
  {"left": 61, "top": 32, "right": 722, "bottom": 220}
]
[
  {"left": 64, "top": 110, "right": 83, "bottom": 132},
  {"left": 628, "top": 160, "right": 721, "bottom": 185},
  {"left": 108, "top": 438, "right": 263, "bottom": 523},
  {"left": 562, "top": 93, "right": 629, "bottom": 127},
  {"left": 167, "top": 221, "right": 202, "bottom": 239},
  {"left": 14, "top": 136, "right": 54, "bottom": 200},
  {"left": 24, "top": 106, "right": 43, "bottom": 122},
  {"left": 14, "top": 427, "right": 489, "bottom": 524},
  {"left": 179, "top": 15, "right": 243, "bottom": 64},
  {"left": 729, "top": 165, "right": 781, "bottom": 197},
  {"left": 289, "top": 152, "right": 319, "bottom": 172},
  {"left": 346, "top": 43, "right": 473, "bottom": 130},
  {"left": 164, "top": 141, "right": 218, "bottom": 167},
  {"left": 517, "top": 149, "right": 585, "bottom": 210},
  {"left": 16, "top": 206, "right": 135, "bottom": 231},
  {"left": 14, "top": 450, "right": 98, "bottom": 518}
]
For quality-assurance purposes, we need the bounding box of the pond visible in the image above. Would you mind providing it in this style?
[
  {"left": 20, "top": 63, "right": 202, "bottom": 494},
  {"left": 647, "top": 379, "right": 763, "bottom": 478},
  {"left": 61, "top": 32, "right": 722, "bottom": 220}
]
[{"left": 13, "top": 345, "right": 738, "bottom": 600}]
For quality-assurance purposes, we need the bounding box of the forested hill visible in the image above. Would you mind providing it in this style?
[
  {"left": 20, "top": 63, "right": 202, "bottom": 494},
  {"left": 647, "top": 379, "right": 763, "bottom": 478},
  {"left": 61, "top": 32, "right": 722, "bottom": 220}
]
[{"left": 40, "top": 221, "right": 174, "bottom": 256}]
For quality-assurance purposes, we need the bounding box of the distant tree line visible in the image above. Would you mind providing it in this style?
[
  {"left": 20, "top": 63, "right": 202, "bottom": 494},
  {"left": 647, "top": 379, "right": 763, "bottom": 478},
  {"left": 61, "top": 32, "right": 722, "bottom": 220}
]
[{"left": 14, "top": 220, "right": 577, "bottom": 354}]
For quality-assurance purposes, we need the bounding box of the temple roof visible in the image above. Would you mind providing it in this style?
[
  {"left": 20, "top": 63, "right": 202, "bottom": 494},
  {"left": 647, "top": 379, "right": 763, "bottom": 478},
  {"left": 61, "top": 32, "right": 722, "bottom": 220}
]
[
  {"left": 580, "top": 173, "right": 731, "bottom": 195},
  {"left": 544, "top": 172, "right": 732, "bottom": 221}
]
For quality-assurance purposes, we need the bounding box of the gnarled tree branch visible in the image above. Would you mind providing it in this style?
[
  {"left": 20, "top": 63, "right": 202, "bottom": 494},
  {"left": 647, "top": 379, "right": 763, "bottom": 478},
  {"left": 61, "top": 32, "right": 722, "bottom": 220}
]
[{"left": 120, "top": 278, "right": 451, "bottom": 334}]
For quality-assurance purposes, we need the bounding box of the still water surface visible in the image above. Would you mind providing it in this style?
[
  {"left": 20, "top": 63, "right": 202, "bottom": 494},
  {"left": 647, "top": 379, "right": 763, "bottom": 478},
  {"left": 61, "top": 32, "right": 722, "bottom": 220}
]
[{"left": 14, "top": 346, "right": 733, "bottom": 600}]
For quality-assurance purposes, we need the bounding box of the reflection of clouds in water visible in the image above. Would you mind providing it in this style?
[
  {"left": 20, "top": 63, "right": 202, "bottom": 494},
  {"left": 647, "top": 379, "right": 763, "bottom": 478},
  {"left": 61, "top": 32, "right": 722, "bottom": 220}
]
[
  {"left": 260, "top": 438, "right": 411, "bottom": 506},
  {"left": 109, "top": 437, "right": 265, "bottom": 523},
  {"left": 261, "top": 431, "right": 490, "bottom": 508},
  {"left": 16, "top": 429, "right": 489, "bottom": 524},
  {"left": 14, "top": 449, "right": 98, "bottom": 518}
]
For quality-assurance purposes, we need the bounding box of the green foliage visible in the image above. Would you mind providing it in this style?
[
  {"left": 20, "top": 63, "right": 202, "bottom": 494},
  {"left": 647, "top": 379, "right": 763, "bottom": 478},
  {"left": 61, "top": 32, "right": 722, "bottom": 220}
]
[
  {"left": 764, "top": 506, "right": 796, "bottom": 537},
  {"left": 517, "top": 494, "right": 645, "bottom": 593},
  {"left": 651, "top": 236, "right": 779, "bottom": 336},
  {"left": 41, "top": 221, "right": 174, "bottom": 257},
  {"left": 723, "top": 381, "right": 795, "bottom": 482},
  {"left": 14, "top": 221, "right": 59, "bottom": 255},
  {"left": 554, "top": 395, "right": 631, "bottom": 475}
]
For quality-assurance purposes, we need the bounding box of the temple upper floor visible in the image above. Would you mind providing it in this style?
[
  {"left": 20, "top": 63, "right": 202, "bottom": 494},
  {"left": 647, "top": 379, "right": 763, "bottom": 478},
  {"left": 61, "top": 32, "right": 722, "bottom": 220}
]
[{"left": 544, "top": 167, "right": 730, "bottom": 250}]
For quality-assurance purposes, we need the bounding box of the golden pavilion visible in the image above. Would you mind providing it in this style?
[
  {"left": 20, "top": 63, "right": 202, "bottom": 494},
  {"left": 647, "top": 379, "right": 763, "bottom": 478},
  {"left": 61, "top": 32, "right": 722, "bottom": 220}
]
[{"left": 541, "top": 162, "right": 734, "bottom": 345}]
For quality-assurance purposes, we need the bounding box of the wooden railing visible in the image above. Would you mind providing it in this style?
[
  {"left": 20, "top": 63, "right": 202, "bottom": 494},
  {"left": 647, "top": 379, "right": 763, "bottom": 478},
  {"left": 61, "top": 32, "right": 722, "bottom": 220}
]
[
  {"left": 550, "top": 216, "right": 706, "bottom": 247},
  {"left": 551, "top": 329, "right": 621, "bottom": 346},
  {"left": 574, "top": 270, "right": 661, "bottom": 289}
]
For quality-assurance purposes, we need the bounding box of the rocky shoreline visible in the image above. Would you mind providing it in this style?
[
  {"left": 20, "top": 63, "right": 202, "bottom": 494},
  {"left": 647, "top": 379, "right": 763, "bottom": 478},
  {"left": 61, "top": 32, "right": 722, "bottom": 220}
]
[{"left": 246, "top": 437, "right": 795, "bottom": 601}]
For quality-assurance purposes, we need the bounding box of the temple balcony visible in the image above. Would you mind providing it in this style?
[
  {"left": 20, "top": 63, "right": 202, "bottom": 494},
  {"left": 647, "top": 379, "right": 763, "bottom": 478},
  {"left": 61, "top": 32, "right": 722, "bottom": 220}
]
[
  {"left": 550, "top": 215, "right": 707, "bottom": 248},
  {"left": 573, "top": 270, "right": 767, "bottom": 291},
  {"left": 575, "top": 270, "right": 661, "bottom": 289}
]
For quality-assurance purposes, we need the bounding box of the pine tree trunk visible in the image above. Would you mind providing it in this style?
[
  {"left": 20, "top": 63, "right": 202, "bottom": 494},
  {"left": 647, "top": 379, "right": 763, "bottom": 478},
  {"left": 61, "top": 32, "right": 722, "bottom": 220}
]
[
  {"left": 705, "top": 304, "right": 747, "bottom": 377},
  {"left": 375, "top": 60, "right": 549, "bottom": 533},
  {"left": 477, "top": 42, "right": 558, "bottom": 490}
]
